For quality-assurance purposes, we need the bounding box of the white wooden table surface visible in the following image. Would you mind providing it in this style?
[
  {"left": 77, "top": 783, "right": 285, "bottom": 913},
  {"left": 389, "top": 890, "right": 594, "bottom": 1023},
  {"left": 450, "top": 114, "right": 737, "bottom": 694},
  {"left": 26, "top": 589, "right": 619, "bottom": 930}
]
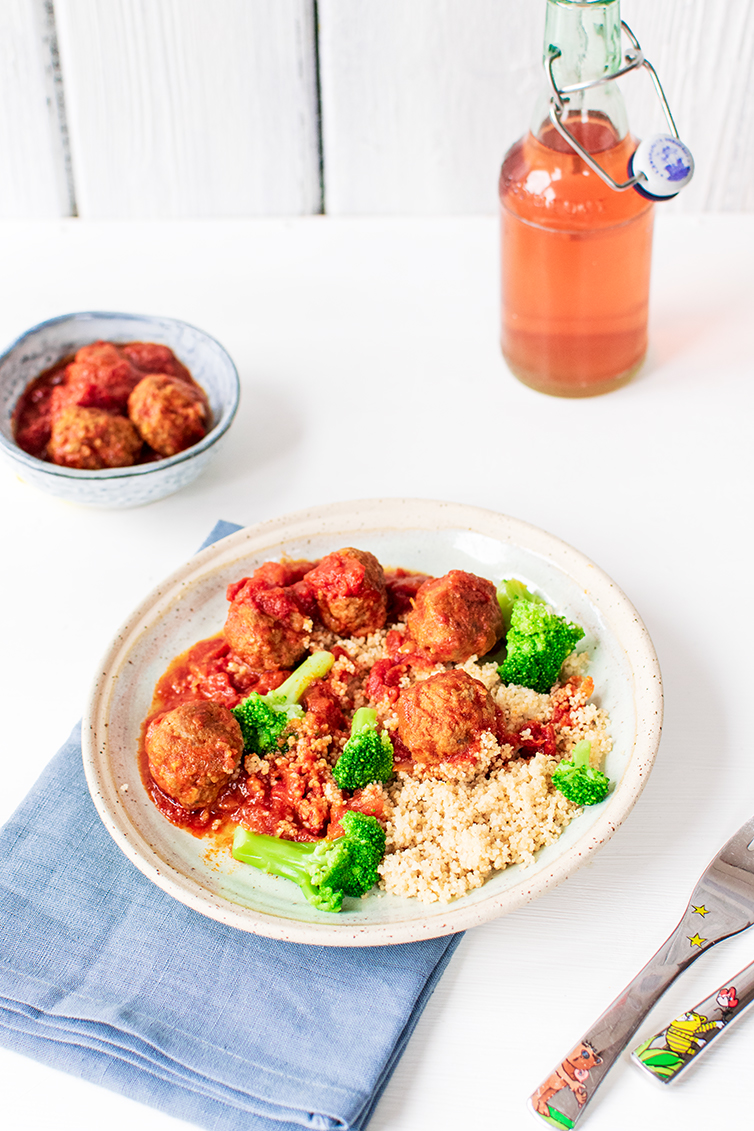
[{"left": 1, "top": 213, "right": 753, "bottom": 1131}]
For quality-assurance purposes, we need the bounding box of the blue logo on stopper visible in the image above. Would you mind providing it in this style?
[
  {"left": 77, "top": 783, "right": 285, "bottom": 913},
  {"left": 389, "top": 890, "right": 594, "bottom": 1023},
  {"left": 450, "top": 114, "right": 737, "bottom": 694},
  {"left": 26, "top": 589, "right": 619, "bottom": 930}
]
[{"left": 650, "top": 139, "right": 691, "bottom": 184}]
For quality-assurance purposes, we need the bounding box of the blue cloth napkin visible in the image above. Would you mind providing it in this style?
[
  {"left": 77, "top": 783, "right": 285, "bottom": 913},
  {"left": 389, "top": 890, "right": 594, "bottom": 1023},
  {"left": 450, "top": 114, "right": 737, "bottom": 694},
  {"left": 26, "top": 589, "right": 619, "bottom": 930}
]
[{"left": 0, "top": 521, "right": 463, "bottom": 1131}]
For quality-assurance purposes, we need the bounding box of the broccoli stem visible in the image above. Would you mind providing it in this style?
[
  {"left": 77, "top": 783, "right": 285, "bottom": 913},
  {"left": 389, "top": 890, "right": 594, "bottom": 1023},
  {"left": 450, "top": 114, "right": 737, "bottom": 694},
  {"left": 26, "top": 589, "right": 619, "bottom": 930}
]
[
  {"left": 233, "top": 828, "right": 323, "bottom": 905},
  {"left": 350, "top": 707, "right": 376, "bottom": 735},
  {"left": 232, "top": 826, "right": 318, "bottom": 885},
  {"left": 569, "top": 739, "right": 592, "bottom": 768},
  {"left": 267, "top": 650, "right": 334, "bottom": 711}
]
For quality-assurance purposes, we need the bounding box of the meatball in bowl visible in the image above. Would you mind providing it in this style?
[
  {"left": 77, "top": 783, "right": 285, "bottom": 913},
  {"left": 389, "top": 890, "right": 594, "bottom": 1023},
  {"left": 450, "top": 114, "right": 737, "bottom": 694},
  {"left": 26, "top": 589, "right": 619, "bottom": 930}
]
[{"left": 0, "top": 311, "right": 239, "bottom": 507}]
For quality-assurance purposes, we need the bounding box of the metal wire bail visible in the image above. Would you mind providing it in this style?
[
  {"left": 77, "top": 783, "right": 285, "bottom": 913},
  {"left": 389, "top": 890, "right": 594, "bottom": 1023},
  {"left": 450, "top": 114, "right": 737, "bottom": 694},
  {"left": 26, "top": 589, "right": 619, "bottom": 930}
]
[{"left": 546, "top": 21, "right": 684, "bottom": 194}]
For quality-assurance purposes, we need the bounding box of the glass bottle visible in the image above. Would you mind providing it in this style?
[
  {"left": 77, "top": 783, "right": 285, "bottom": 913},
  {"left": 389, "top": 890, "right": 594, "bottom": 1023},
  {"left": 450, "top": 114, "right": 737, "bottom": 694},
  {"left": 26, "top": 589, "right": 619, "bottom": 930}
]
[{"left": 499, "top": 0, "right": 654, "bottom": 397}]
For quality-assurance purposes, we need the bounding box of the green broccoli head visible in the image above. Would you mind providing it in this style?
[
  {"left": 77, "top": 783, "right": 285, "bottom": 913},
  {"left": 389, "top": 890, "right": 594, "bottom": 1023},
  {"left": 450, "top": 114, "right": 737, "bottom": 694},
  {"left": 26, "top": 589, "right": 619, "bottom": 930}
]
[
  {"left": 497, "top": 595, "right": 584, "bottom": 694},
  {"left": 551, "top": 740, "right": 610, "bottom": 806},
  {"left": 232, "top": 692, "right": 291, "bottom": 755},
  {"left": 332, "top": 707, "right": 394, "bottom": 791},
  {"left": 232, "top": 810, "right": 386, "bottom": 913},
  {"left": 309, "top": 810, "right": 386, "bottom": 900},
  {"left": 232, "top": 650, "right": 334, "bottom": 755}
]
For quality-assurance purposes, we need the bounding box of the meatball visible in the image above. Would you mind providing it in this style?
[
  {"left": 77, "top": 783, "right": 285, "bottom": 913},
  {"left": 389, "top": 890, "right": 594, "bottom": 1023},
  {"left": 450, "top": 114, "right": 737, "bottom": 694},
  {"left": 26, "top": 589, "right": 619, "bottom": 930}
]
[
  {"left": 128, "top": 374, "right": 210, "bottom": 457},
  {"left": 396, "top": 670, "right": 497, "bottom": 764},
  {"left": 224, "top": 575, "right": 310, "bottom": 670},
  {"left": 121, "top": 340, "right": 192, "bottom": 383},
  {"left": 305, "top": 547, "right": 387, "bottom": 637},
  {"left": 145, "top": 700, "right": 244, "bottom": 809},
  {"left": 51, "top": 341, "right": 141, "bottom": 413},
  {"left": 48, "top": 404, "right": 142, "bottom": 469},
  {"left": 405, "top": 569, "right": 503, "bottom": 662}
]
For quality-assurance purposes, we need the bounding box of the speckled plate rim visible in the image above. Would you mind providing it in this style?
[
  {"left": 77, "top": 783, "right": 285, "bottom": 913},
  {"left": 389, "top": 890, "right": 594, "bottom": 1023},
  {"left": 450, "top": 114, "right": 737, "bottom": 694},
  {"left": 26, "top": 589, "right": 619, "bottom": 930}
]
[
  {"left": 0, "top": 309, "right": 240, "bottom": 478},
  {"left": 82, "top": 498, "right": 663, "bottom": 946}
]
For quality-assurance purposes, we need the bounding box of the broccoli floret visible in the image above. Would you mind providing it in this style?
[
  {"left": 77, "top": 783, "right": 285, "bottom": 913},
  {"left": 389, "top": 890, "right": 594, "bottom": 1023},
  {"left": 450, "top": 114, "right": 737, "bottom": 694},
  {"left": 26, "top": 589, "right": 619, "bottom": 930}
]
[
  {"left": 551, "top": 740, "right": 611, "bottom": 806},
  {"left": 232, "top": 651, "right": 334, "bottom": 755},
  {"left": 497, "top": 590, "right": 583, "bottom": 694},
  {"left": 332, "top": 707, "right": 394, "bottom": 790},
  {"left": 496, "top": 577, "right": 545, "bottom": 629},
  {"left": 232, "top": 810, "right": 386, "bottom": 912}
]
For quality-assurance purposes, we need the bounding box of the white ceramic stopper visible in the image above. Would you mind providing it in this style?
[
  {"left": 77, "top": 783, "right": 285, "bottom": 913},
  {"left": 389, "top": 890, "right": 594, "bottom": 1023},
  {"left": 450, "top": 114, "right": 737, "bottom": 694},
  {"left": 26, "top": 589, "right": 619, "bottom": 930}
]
[{"left": 630, "top": 134, "right": 695, "bottom": 200}]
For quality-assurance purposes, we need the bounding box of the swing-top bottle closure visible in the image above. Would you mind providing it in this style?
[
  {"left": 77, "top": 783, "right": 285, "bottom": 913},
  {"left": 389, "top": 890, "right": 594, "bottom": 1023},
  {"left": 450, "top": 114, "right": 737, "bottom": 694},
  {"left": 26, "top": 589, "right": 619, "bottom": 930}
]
[{"left": 546, "top": 20, "right": 694, "bottom": 200}]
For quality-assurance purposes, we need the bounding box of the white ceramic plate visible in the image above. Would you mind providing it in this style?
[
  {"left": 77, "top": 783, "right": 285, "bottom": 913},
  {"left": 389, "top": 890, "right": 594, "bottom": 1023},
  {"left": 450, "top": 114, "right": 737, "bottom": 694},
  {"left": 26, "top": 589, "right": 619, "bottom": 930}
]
[{"left": 83, "top": 499, "right": 663, "bottom": 946}]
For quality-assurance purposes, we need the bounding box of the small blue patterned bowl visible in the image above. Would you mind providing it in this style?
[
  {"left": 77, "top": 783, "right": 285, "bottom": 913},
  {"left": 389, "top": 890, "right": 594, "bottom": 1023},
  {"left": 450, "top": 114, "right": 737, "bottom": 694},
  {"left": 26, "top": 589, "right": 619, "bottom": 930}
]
[{"left": 0, "top": 311, "right": 240, "bottom": 508}]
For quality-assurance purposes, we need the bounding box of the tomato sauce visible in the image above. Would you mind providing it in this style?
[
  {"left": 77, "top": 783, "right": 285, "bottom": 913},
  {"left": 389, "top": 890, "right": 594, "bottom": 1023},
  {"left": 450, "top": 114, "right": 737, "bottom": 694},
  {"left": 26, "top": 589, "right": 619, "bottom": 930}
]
[
  {"left": 384, "top": 569, "right": 431, "bottom": 620},
  {"left": 139, "top": 634, "right": 386, "bottom": 843},
  {"left": 139, "top": 636, "right": 288, "bottom": 834},
  {"left": 152, "top": 635, "right": 288, "bottom": 712},
  {"left": 364, "top": 627, "right": 438, "bottom": 707},
  {"left": 12, "top": 358, "right": 71, "bottom": 458}
]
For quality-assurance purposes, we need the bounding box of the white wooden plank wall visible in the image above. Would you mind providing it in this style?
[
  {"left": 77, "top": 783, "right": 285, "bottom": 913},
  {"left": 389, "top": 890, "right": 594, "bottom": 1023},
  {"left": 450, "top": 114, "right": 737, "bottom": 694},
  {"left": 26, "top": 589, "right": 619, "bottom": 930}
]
[
  {"left": 55, "top": 0, "right": 320, "bottom": 218},
  {"left": 318, "top": 0, "right": 541, "bottom": 216},
  {"left": 0, "top": 0, "right": 751, "bottom": 219},
  {"left": 0, "top": 0, "right": 72, "bottom": 216}
]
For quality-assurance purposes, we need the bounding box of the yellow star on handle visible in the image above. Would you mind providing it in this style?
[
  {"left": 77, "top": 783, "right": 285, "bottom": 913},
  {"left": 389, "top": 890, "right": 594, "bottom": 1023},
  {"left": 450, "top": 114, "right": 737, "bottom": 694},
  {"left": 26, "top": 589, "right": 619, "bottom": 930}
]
[
  {"left": 688, "top": 933, "right": 706, "bottom": 948},
  {"left": 692, "top": 905, "right": 710, "bottom": 916}
]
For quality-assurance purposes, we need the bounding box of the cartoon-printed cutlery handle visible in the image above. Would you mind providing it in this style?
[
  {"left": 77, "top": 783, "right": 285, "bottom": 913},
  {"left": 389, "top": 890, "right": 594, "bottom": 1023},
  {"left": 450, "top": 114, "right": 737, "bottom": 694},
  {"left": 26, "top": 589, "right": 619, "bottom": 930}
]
[
  {"left": 528, "top": 816, "right": 754, "bottom": 1126},
  {"left": 632, "top": 959, "right": 754, "bottom": 1084},
  {"left": 528, "top": 931, "right": 693, "bottom": 1127}
]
